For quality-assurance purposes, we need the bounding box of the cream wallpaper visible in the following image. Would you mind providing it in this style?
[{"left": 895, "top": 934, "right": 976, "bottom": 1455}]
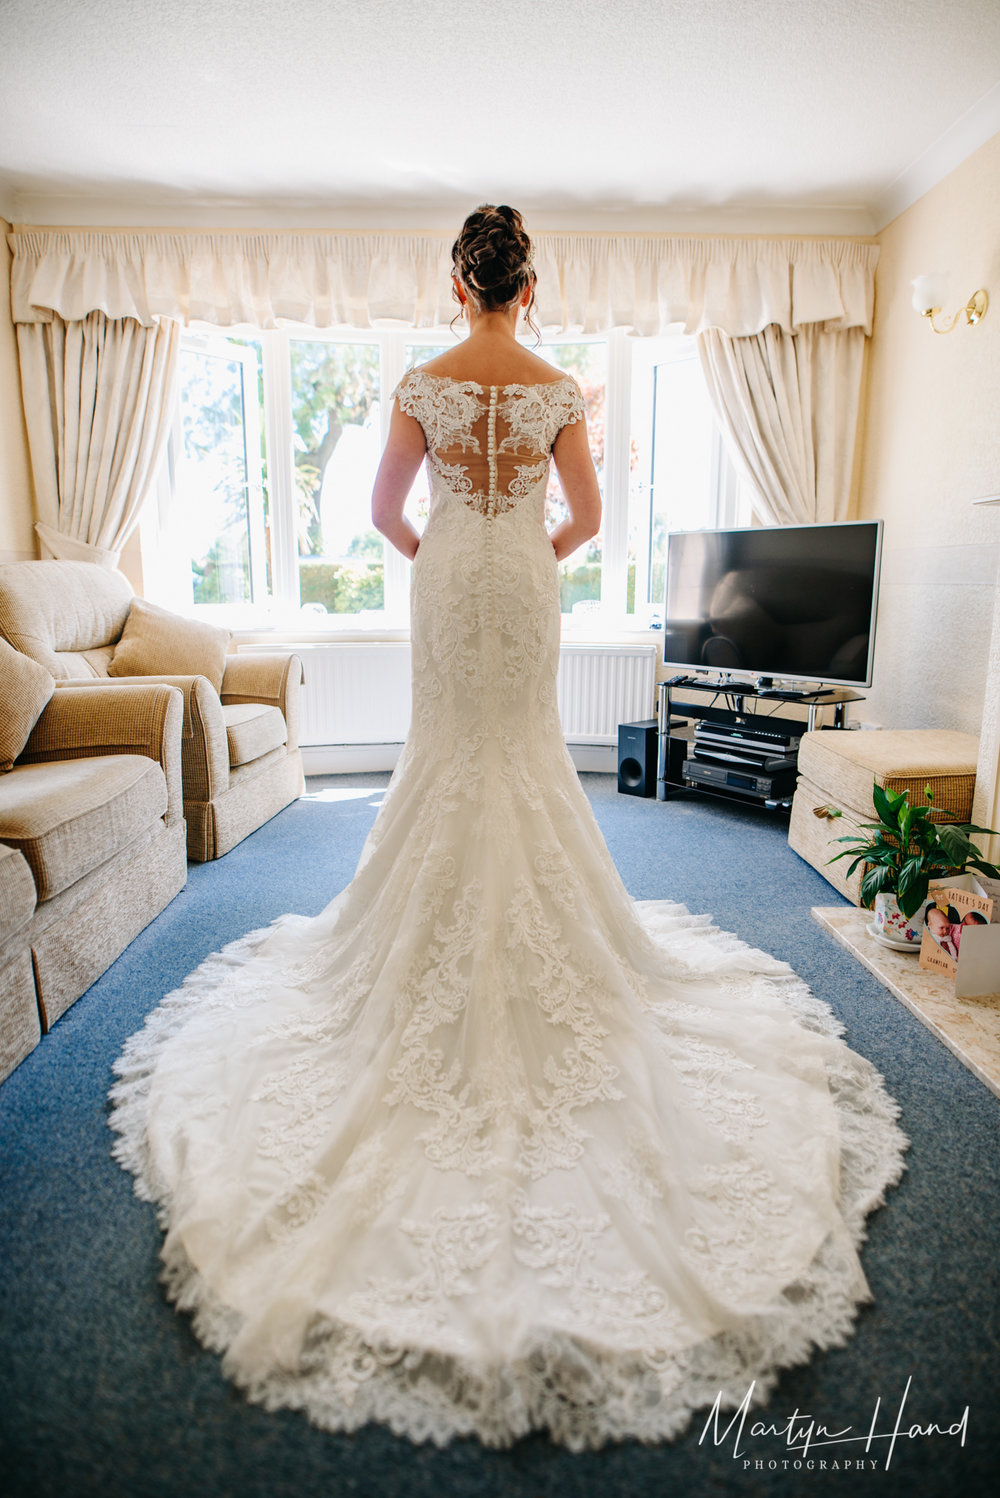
[{"left": 854, "top": 129, "right": 1000, "bottom": 844}]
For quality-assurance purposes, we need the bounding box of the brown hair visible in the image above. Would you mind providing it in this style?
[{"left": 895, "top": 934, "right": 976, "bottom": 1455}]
[{"left": 451, "top": 204, "right": 539, "bottom": 340}]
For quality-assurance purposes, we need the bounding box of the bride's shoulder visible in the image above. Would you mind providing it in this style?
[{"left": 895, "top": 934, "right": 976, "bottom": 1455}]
[
  {"left": 404, "top": 354, "right": 455, "bottom": 380},
  {"left": 515, "top": 349, "right": 580, "bottom": 386},
  {"left": 401, "top": 351, "right": 580, "bottom": 392}
]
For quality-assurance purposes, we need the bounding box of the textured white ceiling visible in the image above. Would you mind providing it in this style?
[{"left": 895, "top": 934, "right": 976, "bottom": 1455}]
[{"left": 1, "top": 0, "right": 998, "bottom": 232}]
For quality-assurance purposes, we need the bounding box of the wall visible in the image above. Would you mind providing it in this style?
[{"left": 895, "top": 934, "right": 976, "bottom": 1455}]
[
  {"left": 856, "top": 131, "right": 1000, "bottom": 840},
  {"left": 0, "top": 217, "right": 37, "bottom": 561}
]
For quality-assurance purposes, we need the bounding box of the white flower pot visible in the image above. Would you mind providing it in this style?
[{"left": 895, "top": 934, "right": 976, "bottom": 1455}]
[{"left": 872, "top": 892, "right": 922, "bottom": 948}]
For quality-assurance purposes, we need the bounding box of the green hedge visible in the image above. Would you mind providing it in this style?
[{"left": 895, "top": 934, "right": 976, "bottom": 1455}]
[
  {"left": 299, "top": 561, "right": 384, "bottom": 614},
  {"left": 298, "top": 560, "right": 603, "bottom": 617},
  {"left": 559, "top": 563, "right": 601, "bottom": 614}
]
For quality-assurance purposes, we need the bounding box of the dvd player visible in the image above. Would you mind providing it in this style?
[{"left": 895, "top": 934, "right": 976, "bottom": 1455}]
[
  {"left": 682, "top": 758, "right": 798, "bottom": 799},
  {"left": 694, "top": 725, "right": 802, "bottom": 755},
  {"left": 687, "top": 704, "right": 804, "bottom": 739},
  {"left": 691, "top": 745, "right": 799, "bottom": 773}
]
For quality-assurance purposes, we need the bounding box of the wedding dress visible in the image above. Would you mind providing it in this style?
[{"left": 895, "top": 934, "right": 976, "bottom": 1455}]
[{"left": 110, "top": 371, "right": 907, "bottom": 1450}]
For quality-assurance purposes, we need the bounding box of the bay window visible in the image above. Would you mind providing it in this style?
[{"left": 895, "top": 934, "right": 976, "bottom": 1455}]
[{"left": 145, "top": 324, "right": 748, "bottom": 634}]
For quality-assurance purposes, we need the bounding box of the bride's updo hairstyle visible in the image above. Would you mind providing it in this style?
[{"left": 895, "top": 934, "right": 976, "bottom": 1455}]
[{"left": 451, "top": 204, "right": 540, "bottom": 341}]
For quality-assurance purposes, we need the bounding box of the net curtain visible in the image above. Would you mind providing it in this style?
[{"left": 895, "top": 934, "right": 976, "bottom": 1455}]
[{"left": 8, "top": 229, "right": 879, "bottom": 561}]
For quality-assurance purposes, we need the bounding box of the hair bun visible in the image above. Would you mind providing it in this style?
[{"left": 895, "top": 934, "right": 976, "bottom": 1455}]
[{"left": 451, "top": 204, "right": 536, "bottom": 315}]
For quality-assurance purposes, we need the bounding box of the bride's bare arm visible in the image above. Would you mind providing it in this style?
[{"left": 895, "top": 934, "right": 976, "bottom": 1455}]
[
  {"left": 549, "top": 417, "right": 602, "bottom": 562},
  {"left": 371, "top": 403, "right": 427, "bottom": 561}
]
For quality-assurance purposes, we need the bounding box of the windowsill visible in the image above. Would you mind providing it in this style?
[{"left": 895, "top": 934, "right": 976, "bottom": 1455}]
[{"left": 228, "top": 614, "right": 665, "bottom": 649}]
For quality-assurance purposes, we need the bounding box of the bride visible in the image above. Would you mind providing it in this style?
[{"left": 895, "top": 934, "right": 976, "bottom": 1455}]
[{"left": 111, "top": 204, "right": 907, "bottom": 1451}]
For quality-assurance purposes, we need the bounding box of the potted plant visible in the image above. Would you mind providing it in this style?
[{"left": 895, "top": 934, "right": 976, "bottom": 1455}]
[{"left": 827, "top": 783, "right": 1000, "bottom": 948}]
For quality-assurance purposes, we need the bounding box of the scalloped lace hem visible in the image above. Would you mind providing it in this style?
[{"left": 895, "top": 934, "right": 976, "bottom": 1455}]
[{"left": 109, "top": 906, "right": 908, "bottom": 1451}]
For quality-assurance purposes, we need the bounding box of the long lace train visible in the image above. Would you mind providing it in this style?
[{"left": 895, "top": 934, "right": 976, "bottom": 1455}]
[{"left": 110, "top": 889, "right": 906, "bottom": 1449}]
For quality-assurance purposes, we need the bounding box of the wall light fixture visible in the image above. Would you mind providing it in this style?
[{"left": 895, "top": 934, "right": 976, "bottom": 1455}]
[{"left": 911, "top": 273, "right": 989, "bottom": 333}]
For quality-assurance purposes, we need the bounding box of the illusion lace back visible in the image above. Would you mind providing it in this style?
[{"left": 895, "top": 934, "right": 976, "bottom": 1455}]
[{"left": 110, "top": 370, "right": 907, "bottom": 1450}]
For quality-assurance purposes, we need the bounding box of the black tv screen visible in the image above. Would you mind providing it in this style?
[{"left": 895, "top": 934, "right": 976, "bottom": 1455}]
[{"left": 662, "top": 521, "right": 883, "bottom": 687}]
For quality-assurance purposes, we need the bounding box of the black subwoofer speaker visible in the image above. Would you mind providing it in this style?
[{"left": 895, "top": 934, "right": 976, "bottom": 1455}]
[{"left": 617, "top": 719, "right": 659, "bottom": 797}]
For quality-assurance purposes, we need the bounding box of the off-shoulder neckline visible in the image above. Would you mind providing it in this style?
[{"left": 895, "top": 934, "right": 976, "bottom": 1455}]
[{"left": 403, "top": 370, "right": 578, "bottom": 393}]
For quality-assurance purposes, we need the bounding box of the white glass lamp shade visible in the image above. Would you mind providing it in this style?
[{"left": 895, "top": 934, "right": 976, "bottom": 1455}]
[{"left": 911, "top": 273, "right": 949, "bottom": 314}]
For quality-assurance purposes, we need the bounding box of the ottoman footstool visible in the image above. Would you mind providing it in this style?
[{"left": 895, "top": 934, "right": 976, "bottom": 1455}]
[{"left": 788, "top": 729, "right": 980, "bottom": 903}]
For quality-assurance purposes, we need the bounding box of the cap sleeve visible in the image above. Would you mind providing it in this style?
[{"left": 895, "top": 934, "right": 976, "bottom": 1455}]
[
  {"left": 391, "top": 370, "right": 422, "bottom": 421},
  {"left": 553, "top": 378, "right": 586, "bottom": 435}
]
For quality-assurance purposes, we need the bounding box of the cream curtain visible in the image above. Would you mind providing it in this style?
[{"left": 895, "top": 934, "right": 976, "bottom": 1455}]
[
  {"left": 7, "top": 228, "right": 877, "bottom": 565},
  {"left": 16, "top": 311, "right": 180, "bottom": 566},
  {"left": 8, "top": 229, "right": 878, "bottom": 337},
  {"left": 696, "top": 323, "right": 867, "bottom": 526}
]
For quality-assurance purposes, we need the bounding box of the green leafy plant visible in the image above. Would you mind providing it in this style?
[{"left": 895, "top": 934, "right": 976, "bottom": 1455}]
[{"left": 826, "top": 782, "right": 1000, "bottom": 919}]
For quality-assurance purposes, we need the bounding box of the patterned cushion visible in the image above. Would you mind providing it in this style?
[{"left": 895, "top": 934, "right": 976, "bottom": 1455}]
[
  {"left": 109, "top": 598, "right": 231, "bottom": 693},
  {"left": 0, "top": 637, "right": 54, "bottom": 773}
]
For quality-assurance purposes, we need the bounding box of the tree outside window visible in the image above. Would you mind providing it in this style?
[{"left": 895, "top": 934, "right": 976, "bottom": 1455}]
[{"left": 289, "top": 340, "right": 383, "bottom": 615}]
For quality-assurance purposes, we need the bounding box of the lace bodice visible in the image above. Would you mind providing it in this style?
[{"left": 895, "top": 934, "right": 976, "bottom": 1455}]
[{"left": 394, "top": 371, "right": 585, "bottom": 519}]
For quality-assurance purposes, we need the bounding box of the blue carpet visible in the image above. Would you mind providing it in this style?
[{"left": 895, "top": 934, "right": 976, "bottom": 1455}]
[{"left": 1, "top": 775, "right": 997, "bottom": 1498}]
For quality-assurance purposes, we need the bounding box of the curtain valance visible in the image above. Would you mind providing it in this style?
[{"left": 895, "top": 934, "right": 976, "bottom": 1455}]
[{"left": 8, "top": 229, "right": 878, "bottom": 337}]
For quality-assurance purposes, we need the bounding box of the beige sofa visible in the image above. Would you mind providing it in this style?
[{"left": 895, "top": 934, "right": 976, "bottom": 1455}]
[
  {"left": 0, "top": 561, "right": 305, "bottom": 861},
  {"left": 0, "top": 682, "right": 186, "bottom": 1081},
  {"left": 0, "top": 842, "right": 38, "bottom": 1080}
]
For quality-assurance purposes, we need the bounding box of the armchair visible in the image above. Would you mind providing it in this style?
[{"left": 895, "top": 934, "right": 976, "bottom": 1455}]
[
  {"left": 0, "top": 561, "right": 305, "bottom": 861},
  {"left": 1, "top": 681, "right": 186, "bottom": 1078}
]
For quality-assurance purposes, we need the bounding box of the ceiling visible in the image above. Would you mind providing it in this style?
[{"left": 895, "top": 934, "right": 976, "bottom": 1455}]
[{"left": 2, "top": 0, "right": 999, "bottom": 234}]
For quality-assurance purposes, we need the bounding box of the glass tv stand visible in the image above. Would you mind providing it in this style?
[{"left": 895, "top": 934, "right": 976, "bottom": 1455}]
[{"left": 656, "top": 677, "right": 864, "bottom": 808}]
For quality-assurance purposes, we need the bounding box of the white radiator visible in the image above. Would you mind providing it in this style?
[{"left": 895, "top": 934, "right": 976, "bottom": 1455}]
[
  {"left": 556, "top": 644, "right": 658, "bottom": 743},
  {"left": 238, "top": 642, "right": 412, "bottom": 746},
  {"left": 239, "top": 641, "right": 657, "bottom": 747}
]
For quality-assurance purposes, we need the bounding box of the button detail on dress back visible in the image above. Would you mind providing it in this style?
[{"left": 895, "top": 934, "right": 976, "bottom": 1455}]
[
  {"left": 392, "top": 371, "right": 586, "bottom": 522},
  {"left": 487, "top": 386, "right": 499, "bottom": 519}
]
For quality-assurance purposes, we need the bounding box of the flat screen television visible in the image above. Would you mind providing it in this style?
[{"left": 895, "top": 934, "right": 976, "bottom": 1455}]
[{"left": 662, "top": 520, "right": 883, "bottom": 688}]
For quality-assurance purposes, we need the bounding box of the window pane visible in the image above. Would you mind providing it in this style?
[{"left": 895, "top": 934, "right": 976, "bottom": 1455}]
[
  {"left": 175, "top": 347, "right": 261, "bottom": 606},
  {"left": 541, "top": 343, "right": 606, "bottom": 616},
  {"left": 628, "top": 351, "right": 715, "bottom": 620},
  {"left": 405, "top": 343, "right": 445, "bottom": 369},
  {"left": 229, "top": 336, "right": 270, "bottom": 599},
  {"left": 289, "top": 340, "right": 384, "bottom": 616}
]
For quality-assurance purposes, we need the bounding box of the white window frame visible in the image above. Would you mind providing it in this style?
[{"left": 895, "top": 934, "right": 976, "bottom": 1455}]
[
  {"left": 617, "top": 332, "right": 750, "bottom": 629},
  {"left": 145, "top": 323, "right": 745, "bottom": 639},
  {"left": 258, "top": 325, "right": 453, "bottom": 629},
  {"left": 144, "top": 332, "right": 266, "bottom": 619}
]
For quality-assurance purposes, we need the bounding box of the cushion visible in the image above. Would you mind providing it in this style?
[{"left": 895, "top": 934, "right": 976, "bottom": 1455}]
[
  {"left": 223, "top": 703, "right": 288, "bottom": 767},
  {"left": 109, "top": 598, "right": 231, "bottom": 694},
  {"left": 0, "top": 755, "right": 168, "bottom": 901},
  {"left": 796, "top": 728, "right": 979, "bottom": 819},
  {"left": 0, "top": 637, "right": 55, "bottom": 773},
  {"left": 0, "top": 560, "right": 133, "bottom": 678}
]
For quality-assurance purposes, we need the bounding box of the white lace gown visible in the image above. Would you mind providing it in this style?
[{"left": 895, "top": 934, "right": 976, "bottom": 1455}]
[{"left": 110, "top": 371, "right": 907, "bottom": 1450}]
